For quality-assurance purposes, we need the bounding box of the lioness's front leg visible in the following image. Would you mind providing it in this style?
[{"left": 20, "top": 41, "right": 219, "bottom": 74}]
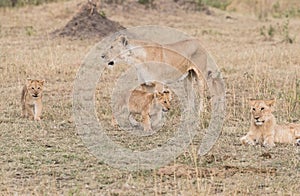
[
  {"left": 263, "top": 135, "right": 275, "bottom": 147},
  {"left": 240, "top": 131, "right": 261, "bottom": 146}
]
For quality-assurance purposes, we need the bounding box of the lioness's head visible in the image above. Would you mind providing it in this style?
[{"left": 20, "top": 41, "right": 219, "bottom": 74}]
[
  {"left": 155, "top": 90, "right": 172, "bottom": 112},
  {"left": 249, "top": 99, "right": 275, "bottom": 126},
  {"left": 26, "top": 79, "right": 44, "bottom": 98},
  {"left": 101, "top": 35, "right": 129, "bottom": 67}
]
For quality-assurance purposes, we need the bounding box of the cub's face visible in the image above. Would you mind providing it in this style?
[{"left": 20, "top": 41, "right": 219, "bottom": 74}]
[
  {"left": 26, "top": 79, "right": 44, "bottom": 99},
  {"left": 156, "top": 90, "right": 171, "bottom": 112},
  {"left": 249, "top": 99, "right": 275, "bottom": 126}
]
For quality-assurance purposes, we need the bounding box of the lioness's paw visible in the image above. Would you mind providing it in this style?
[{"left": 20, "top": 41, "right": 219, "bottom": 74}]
[
  {"left": 263, "top": 141, "right": 275, "bottom": 148},
  {"left": 240, "top": 136, "right": 255, "bottom": 146}
]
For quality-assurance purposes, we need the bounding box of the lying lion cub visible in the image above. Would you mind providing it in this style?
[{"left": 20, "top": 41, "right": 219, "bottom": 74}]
[
  {"left": 128, "top": 89, "right": 171, "bottom": 131},
  {"left": 241, "top": 99, "right": 300, "bottom": 147},
  {"left": 21, "top": 78, "right": 45, "bottom": 121}
]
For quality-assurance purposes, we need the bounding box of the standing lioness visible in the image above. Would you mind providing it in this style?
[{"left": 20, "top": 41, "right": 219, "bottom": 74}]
[
  {"left": 21, "top": 79, "right": 45, "bottom": 121},
  {"left": 101, "top": 35, "right": 207, "bottom": 81},
  {"left": 241, "top": 99, "right": 300, "bottom": 147}
]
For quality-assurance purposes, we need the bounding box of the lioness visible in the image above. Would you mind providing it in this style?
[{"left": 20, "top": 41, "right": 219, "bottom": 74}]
[
  {"left": 240, "top": 99, "right": 300, "bottom": 147},
  {"left": 21, "top": 78, "right": 45, "bottom": 121},
  {"left": 128, "top": 89, "right": 171, "bottom": 131},
  {"left": 101, "top": 35, "right": 207, "bottom": 81}
]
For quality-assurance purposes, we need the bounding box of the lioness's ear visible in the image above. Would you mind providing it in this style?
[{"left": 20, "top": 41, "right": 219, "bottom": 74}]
[
  {"left": 120, "top": 36, "right": 128, "bottom": 46},
  {"left": 265, "top": 99, "right": 276, "bottom": 107}
]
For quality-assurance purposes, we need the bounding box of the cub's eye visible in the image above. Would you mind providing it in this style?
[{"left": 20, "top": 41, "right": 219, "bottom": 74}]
[
  {"left": 261, "top": 107, "right": 264, "bottom": 111},
  {"left": 38, "top": 87, "right": 40, "bottom": 89},
  {"left": 110, "top": 46, "right": 113, "bottom": 49},
  {"left": 252, "top": 108, "right": 255, "bottom": 111},
  {"left": 164, "top": 101, "right": 167, "bottom": 104},
  {"left": 31, "top": 87, "right": 34, "bottom": 89},
  {"left": 101, "top": 55, "right": 105, "bottom": 58}
]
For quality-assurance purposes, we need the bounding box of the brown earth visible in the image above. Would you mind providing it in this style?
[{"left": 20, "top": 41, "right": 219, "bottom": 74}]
[{"left": 52, "top": 1, "right": 125, "bottom": 39}]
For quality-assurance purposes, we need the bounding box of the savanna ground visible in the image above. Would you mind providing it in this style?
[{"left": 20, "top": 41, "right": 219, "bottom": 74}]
[{"left": 0, "top": 0, "right": 299, "bottom": 195}]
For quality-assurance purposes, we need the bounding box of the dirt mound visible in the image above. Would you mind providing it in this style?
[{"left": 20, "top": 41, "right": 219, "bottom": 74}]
[{"left": 52, "top": 1, "right": 125, "bottom": 40}]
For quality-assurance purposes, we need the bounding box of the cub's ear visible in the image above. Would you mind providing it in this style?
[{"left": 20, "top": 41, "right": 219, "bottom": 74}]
[
  {"left": 40, "top": 79, "right": 45, "bottom": 85},
  {"left": 153, "top": 90, "right": 159, "bottom": 98},
  {"left": 141, "top": 82, "right": 155, "bottom": 87},
  {"left": 26, "top": 78, "right": 32, "bottom": 86},
  {"left": 265, "top": 99, "right": 276, "bottom": 107},
  {"left": 249, "top": 98, "right": 257, "bottom": 106},
  {"left": 120, "top": 35, "right": 128, "bottom": 46}
]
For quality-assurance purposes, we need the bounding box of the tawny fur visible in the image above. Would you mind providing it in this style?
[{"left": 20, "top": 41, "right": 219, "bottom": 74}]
[
  {"left": 241, "top": 99, "right": 300, "bottom": 147},
  {"left": 128, "top": 89, "right": 171, "bottom": 131},
  {"left": 21, "top": 79, "right": 45, "bottom": 121},
  {"left": 101, "top": 35, "right": 206, "bottom": 79}
]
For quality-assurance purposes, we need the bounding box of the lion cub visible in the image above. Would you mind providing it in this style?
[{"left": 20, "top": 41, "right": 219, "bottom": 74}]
[
  {"left": 128, "top": 89, "right": 171, "bottom": 131},
  {"left": 21, "top": 79, "right": 45, "bottom": 121},
  {"left": 241, "top": 99, "right": 300, "bottom": 147}
]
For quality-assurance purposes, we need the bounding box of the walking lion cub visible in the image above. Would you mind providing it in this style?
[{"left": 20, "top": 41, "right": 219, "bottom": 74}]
[
  {"left": 241, "top": 99, "right": 300, "bottom": 147},
  {"left": 128, "top": 89, "right": 171, "bottom": 131},
  {"left": 21, "top": 79, "right": 45, "bottom": 121}
]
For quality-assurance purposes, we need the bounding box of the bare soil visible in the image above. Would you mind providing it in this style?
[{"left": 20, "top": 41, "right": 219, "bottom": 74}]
[{"left": 52, "top": 1, "right": 125, "bottom": 39}]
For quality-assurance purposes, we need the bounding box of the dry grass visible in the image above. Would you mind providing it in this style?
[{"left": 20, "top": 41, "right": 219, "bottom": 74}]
[{"left": 0, "top": 0, "right": 299, "bottom": 195}]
